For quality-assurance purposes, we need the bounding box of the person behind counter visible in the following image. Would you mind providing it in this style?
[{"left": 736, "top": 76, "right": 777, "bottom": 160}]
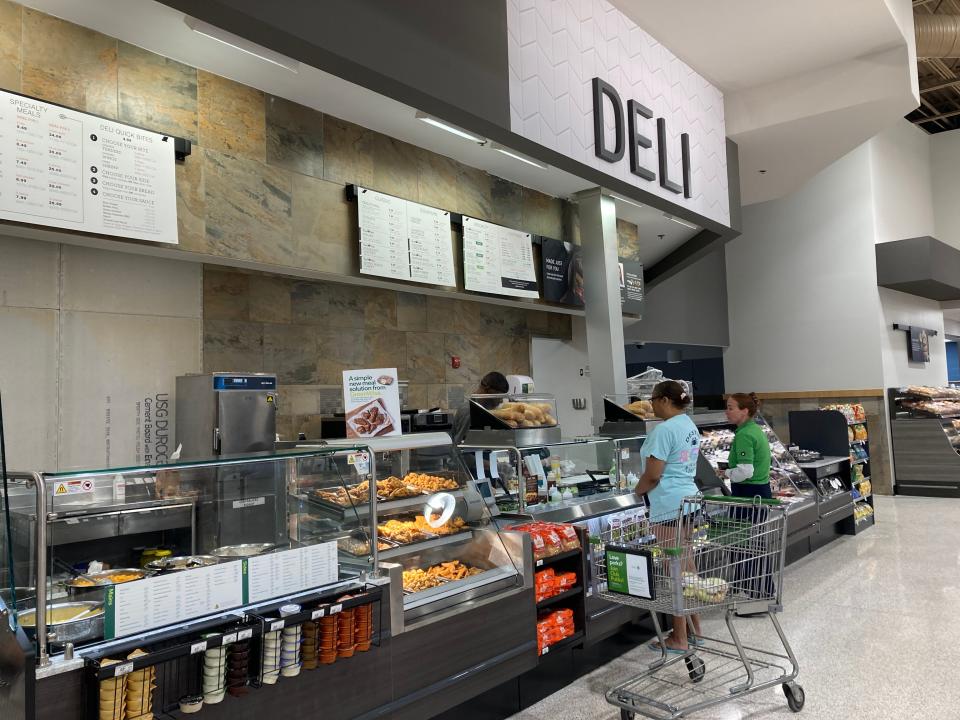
[
  {"left": 633, "top": 380, "right": 703, "bottom": 652},
  {"left": 723, "top": 392, "right": 771, "bottom": 498},
  {"left": 451, "top": 371, "right": 510, "bottom": 445}
]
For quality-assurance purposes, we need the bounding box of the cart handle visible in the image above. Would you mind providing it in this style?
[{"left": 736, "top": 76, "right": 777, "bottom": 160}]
[{"left": 700, "top": 494, "right": 783, "bottom": 506}]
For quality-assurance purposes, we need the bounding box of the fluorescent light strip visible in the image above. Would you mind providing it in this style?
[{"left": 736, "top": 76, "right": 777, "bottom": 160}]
[
  {"left": 663, "top": 213, "right": 699, "bottom": 230},
  {"left": 184, "top": 17, "right": 300, "bottom": 72},
  {"left": 492, "top": 146, "right": 548, "bottom": 169},
  {"left": 610, "top": 194, "right": 645, "bottom": 209},
  {"left": 415, "top": 112, "right": 486, "bottom": 144}
]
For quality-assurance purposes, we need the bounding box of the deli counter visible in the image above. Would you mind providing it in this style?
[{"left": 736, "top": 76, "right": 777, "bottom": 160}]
[{"left": 0, "top": 436, "right": 535, "bottom": 720}]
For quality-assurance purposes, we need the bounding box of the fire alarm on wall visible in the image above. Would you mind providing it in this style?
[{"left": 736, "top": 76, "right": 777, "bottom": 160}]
[{"left": 451, "top": 356, "right": 461, "bottom": 369}]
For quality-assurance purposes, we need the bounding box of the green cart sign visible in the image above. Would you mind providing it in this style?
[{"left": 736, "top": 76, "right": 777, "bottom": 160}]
[{"left": 605, "top": 545, "right": 654, "bottom": 600}]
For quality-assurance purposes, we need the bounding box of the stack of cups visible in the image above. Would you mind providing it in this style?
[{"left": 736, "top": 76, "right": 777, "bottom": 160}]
[
  {"left": 261, "top": 625, "right": 282, "bottom": 685},
  {"left": 337, "top": 608, "right": 356, "bottom": 659},
  {"left": 280, "top": 604, "right": 302, "bottom": 677},
  {"left": 301, "top": 621, "right": 318, "bottom": 670},
  {"left": 318, "top": 615, "right": 337, "bottom": 665},
  {"left": 202, "top": 639, "right": 227, "bottom": 705},
  {"left": 355, "top": 603, "right": 373, "bottom": 652},
  {"left": 226, "top": 640, "right": 250, "bottom": 697}
]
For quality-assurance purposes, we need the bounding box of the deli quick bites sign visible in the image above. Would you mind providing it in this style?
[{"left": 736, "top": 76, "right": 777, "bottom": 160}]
[
  {"left": 0, "top": 90, "right": 178, "bottom": 243},
  {"left": 342, "top": 368, "right": 402, "bottom": 438}
]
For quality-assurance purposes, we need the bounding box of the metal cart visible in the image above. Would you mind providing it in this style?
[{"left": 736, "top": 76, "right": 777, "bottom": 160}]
[{"left": 592, "top": 495, "right": 805, "bottom": 719}]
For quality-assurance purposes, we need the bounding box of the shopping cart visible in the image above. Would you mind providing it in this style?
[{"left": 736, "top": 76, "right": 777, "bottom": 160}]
[{"left": 592, "top": 495, "right": 804, "bottom": 719}]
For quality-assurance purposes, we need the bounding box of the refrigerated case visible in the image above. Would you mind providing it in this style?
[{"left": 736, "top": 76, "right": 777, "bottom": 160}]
[{"left": 888, "top": 386, "right": 960, "bottom": 497}]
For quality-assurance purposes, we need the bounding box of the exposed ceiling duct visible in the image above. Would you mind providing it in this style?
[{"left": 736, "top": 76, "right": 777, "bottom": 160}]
[{"left": 916, "top": 14, "right": 960, "bottom": 58}]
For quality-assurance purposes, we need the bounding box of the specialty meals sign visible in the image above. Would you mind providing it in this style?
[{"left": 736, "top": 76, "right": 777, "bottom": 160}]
[{"left": 0, "top": 90, "right": 178, "bottom": 243}]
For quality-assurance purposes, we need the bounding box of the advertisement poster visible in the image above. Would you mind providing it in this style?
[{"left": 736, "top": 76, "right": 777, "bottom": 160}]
[
  {"left": 541, "top": 238, "right": 585, "bottom": 306},
  {"left": 619, "top": 259, "right": 645, "bottom": 315},
  {"left": 605, "top": 546, "right": 654, "bottom": 599},
  {"left": 0, "top": 89, "right": 178, "bottom": 244},
  {"left": 909, "top": 327, "right": 931, "bottom": 363},
  {"left": 342, "top": 368, "right": 402, "bottom": 438},
  {"left": 462, "top": 216, "right": 539, "bottom": 299}
]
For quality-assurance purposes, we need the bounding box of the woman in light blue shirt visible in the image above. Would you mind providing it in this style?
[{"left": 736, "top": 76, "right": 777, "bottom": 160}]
[{"left": 634, "top": 380, "right": 702, "bottom": 652}]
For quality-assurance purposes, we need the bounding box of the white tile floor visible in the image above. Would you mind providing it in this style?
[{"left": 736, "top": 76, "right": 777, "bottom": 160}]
[{"left": 510, "top": 496, "right": 960, "bottom": 719}]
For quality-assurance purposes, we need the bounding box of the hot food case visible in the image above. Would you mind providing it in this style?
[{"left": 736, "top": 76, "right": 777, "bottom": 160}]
[{"left": 888, "top": 386, "right": 960, "bottom": 497}]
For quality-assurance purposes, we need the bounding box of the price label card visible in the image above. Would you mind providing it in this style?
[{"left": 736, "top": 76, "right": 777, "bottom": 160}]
[
  {"left": 330, "top": 604, "right": 343, "bottom": 615},
  {"left": 114, "top": 662, "right": 134, "bottom": 677},
  {"left": 270, "top": 620, "right": 284, "bottom": 632},
  {"left": 237, "top": 628, "right": 253, "bottom": 641},
  {"left": 190, "top": 641, "right": 207, "bottom": 655},
  {"left": 311, "top": 608, "right": 325, "bottom": 620},
  {"left": 221, "top": 632, "right": 238, "bottom": 645},
  {"left": 541, "top": 647, "right": 549, "bottom": 655},
  {"left": 536, "top": 559, "right": 544, "bottom": 567}
]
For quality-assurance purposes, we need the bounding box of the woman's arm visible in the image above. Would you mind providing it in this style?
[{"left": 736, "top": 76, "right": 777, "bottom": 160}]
[{"left": 635, "top": 456, "right": 666, "bottom": 496}]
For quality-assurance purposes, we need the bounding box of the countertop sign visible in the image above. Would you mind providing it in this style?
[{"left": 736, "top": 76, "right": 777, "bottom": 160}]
[
  {"left": 0, "top": 90, "right": 178, "bottom": 243},
  {"left": 462, "top": 216, "right": 538, "bottom": 299},
  {"left": 342, "top": 368, "right": 402, "bottom": 438}
]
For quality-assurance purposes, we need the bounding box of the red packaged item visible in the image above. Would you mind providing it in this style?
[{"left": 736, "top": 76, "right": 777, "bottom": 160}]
[
  {"left": 556, "top": 524, "right": 581, "bottom": 551},
  {"left": 538, "top": 525, "right": 563, "bottom": 557}
]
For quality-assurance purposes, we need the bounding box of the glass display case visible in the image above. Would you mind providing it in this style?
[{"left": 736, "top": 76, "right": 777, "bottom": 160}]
[
  {"left": 4, "top": 446, "right": 375, "bottom": 663},
  {"left": 465, "top": 392, "right": 563, "bottom": 448},
  {"left": 318, "top": 433, "right": 525, "bottom": 633},
  {"left": 890, "top": 385, "right": 960, "bottom": 455},
  {"left": 887, "top": 387, "right": 960, "bottom": 497}
]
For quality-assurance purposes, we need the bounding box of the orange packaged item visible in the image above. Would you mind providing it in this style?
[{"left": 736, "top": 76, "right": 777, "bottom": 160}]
[
  {"left": 538, "top": 525, "right": 563, "bottom": 557},
  {"left": 556, "top": 524, "right": 581, "bottom": 551}
]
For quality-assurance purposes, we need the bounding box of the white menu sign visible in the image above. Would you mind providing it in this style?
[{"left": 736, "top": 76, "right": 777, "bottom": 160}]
[
  {"left": 0, "top": 90, "right": 178, "bottom": 243},
  {"left": 245, "top": 543, "right": 339, "bottom": 604},
  {"left": 357, "top": 187, "right": 455, "bottom": 286},
  {"left": 462, "top": 216, "right": 538, "bottom": 298}
]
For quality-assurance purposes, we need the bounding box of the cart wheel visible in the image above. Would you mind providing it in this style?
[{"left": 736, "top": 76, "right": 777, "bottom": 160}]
[
  {"left": 620, "top": 710, "right": 635, "bottom": 720},
  {"left": 685, "top": 656, "right": 706, "bottom": 683},
  {"left": 783, "top": 683, "right": 805, "bottom": 712}
]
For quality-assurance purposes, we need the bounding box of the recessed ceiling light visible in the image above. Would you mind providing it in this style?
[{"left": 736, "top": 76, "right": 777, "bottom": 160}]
[
  {"left": 662, "top": 213, "right": 698, "bottom": 230},
  {"left": 610, "top": 194, "right": 645, "bottom": 209},
  {"left": 184, "top": 17, "right": 300, "bottom": 72},
  {"left": 490, "top": 143, "right": 548, "bottom": 168},
  {"left": 415, "top": 112, "right": 487, "bottom": 144}
]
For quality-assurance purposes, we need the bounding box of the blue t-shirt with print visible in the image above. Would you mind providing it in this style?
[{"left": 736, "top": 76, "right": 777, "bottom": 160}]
[{"left": 640, "top": 413, "right": 700, "bottom": 520}]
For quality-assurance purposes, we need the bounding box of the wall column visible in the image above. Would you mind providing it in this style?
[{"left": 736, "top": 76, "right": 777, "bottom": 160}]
[{"left": 577, "top": 188, "right": 626, "bottom": 426}]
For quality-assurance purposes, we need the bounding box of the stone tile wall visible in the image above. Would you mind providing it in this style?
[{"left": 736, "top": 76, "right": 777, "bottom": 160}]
[
  {"left": 203, "top": 268, "right": 573, "bottom": 439},
  {"left": 759, "top": 396, "right": 892, "bottom": 495}
]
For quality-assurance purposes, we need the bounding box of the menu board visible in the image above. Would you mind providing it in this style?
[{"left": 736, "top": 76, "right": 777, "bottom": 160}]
[
  {"left": 244, "top": 543, "right": 339, "bottom": 604},
  {"left": 357, "top": 187, "right": 455, "bottom": 286},
  {"left": 105, "top": 561, "right": 244, "bottom": 639},
  {"left": 462, "top": 216, "right": 538, "bottom": 298},
  {"left": 0, "top": 90, "right": 178, "bottom": 243},
  {"left": 619, "top": 259, "right": 645, "bottom": 314}
]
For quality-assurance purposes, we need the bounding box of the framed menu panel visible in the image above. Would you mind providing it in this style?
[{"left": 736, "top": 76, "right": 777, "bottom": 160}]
[
  {"left": 462, "top": 216, "right": 538, "bottom": 299},
  {"left": 357, "top": 187, "right": 455, "bottom": 286},
  {"left": 0, "top": 90, "right": 178, "bottom": 243}
]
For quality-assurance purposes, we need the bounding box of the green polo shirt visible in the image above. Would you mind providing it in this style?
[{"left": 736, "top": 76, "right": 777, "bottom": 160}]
[{"left": 726, "top": 419, "right": 771, "bottom": 484}]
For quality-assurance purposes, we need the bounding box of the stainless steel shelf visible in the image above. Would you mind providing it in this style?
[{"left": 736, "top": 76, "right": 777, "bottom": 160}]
[{"left": 378, "top": 531, "right": 474, "bottom": 560}]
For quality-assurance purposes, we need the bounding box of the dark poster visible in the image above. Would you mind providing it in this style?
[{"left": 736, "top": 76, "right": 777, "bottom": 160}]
[
  {"left": 541, "top": 238, "right": 584, "bottom": 306},
  {"left": 909, "top": 327, "right": 931, "bottom": 363},
  {"left": 619, "top": 260, "right": 644, "bottom": 315}
]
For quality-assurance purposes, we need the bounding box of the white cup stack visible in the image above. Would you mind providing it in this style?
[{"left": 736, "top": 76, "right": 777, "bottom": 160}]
[
  {"left": 202, "top": 641, "right": 227, "bottom": 704},
  {"left": 261, "top": 626, "right": 282, "bottom": 685},
  {"left": 279, "top": 604, "right": 302, "bottom": 678}
]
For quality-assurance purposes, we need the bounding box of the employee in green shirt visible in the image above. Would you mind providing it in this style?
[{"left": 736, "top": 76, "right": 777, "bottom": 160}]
[{"left": 724, "top": 392, "right": 772, "bottom": 499}]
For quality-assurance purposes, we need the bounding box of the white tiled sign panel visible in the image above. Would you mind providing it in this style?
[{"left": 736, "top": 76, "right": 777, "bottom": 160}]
[{"left": 507, "top": 0, "right": 729, "bottom": 226}]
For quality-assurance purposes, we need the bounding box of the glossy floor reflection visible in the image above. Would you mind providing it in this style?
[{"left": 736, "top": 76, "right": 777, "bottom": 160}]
[{"left": 509, "top": 496, "right": 959, "bottom": 719}]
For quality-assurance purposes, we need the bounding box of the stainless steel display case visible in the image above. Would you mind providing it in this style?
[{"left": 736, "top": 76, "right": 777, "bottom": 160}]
[{"left": 4, "top": 446, "right": 376, "bottom": 666}]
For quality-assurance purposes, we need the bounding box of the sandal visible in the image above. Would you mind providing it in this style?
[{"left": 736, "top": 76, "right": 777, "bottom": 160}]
[{"left": 647, "top": 640, "right": 689, "bottom": 654}]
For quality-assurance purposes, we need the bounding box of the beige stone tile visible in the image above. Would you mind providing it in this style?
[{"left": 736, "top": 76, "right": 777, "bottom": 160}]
[
  {"left": 444, "top": 333, "right": 486, "bottom": 385},
  {"left": 59, "top": 311, "right": 201, "bottom": 470},
  {"left": 290, "top": 281, "right": 328, "bottom": 324},
  {"left": 563, "top": 201, "right": 581, "bottom": 246},
  {"left": 397, "top": 292, "right": 426, "bottom": 331},
  {"left": 198, "top": 70, "right": 265, "bottom": 161},
  {"left": 365, "top": 328, "right": 406, "bottom": 370},
  {"left": 522, "top": 188, "right": 563, "bottom": 239},
  {"left": 203, "top": 148, "right": 293, "bottom": 265},
  {"left": 275, "top": 413, "right": 294, "bottom": 442},
  {"left": 118, "top": 42, "right": 198, "bottom": 143},
  {"left": 548, "top": 313, "right": 573, "bottom": 339},
  {"left": 489, "top": 176, "right": 523, "bottom": 228},
  {"left": 425, "top": 295, "right": 459, "bottom": 334},
  {"left": 317, "top": 328, "right": 364, "bottom": 383},
  {"left": 363, "top": 288, "right": 397, "bottom": 329},
  {"left": 0, "top": 235, "right": 59, "bottom": 308},
  {"left": 175, "top": 143, "right": 206, "bottom": 253},
  {"left": 425, "top": 384, "right": 448, "bottom": 410},
  {"left": 369, "top": 133, "right": 420, "bottom": 200},
  {"left": 617, "top": 218, "right": 640, "bottom": 261},
  {"left": 456, "top": 163, "right": 494, "bottom": 221},
  {"left": 266, "top": 95, "right": 324, "bottom": 179},
  {"left": 406, "top": 383, "right": 428, "bottom": 410},
  {"left": 291, "top": 173, "right": 355, "bottom": 273},
  {"left": 326, "top": 284, "right": 366, "bottom": 328},
  {"left": 417, "top": 152, "right": 460, "bottom": 212},
  {"left": 263, "top": 323, "right": 318, "bottom": 384},
  {"left": 61, "top": 245, "right": 201, "bottom": 318},
  {"left": 292, "top": 414, "right": 324, "bottom": 440},
  {"left": 203, "top": 268, "right": 249, "bottom": 321},
  {"left": 0, "top": 0, "right": 21, "bottom": 92},
  {"left": 203, "top": 319, "right": 263, "bottom": 373},
  {"left": 456, "top": 300, "right": 526, "bottom": 338},
  {"left": 249, "top": 274, "right": 292, "bottom": 324},
  {"left": 323, "top": 115, "right": 374, "bottom": 187},
  {"left": 526, "top": 309, "right": 551, "bottom": 336},
  {"left": 279, "top": 386, "right": 322, "bottom": 417},
  {"left": 21, "top": 9, "right": 117, "bottom": 118},
  {"left": 446, "top": 384, "right": 467, "bottom": 409},
  {"left": 0, "top": 307, "right": 57, "bottom": 469},
  {"left": 406, "top": 332, "right": 446, "bottom": 383}
]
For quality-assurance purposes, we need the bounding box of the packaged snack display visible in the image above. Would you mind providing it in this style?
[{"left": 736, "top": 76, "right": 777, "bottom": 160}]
[
  {"left": 534, "top": 568, "right": 578, "bottom": 602},
  {"left": 509, "top": 521, "right": 581, "bottom": 560},
  {"left": 536, "top": 608, "right": 576, "bottom": 654}
]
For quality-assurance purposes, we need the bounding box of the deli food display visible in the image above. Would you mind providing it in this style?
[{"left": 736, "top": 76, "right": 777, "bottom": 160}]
[
  {"left": 467, "top": 393, "right": 561, "bottom": 435},
  {"left": 888, "top": 387, "right": 960, "bottom": 497}
]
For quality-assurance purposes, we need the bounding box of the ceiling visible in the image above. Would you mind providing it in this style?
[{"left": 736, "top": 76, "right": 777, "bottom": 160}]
[
  {"left": 612, "top": 198, "right": 700, "bottom": 267},
  {"left": 907, "top": 0, "right": 960, "bottom": 133}
]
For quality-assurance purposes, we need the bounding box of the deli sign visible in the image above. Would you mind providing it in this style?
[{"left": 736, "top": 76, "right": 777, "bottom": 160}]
[{"left": 592, "top": 77, "right": 691, "bottom": 200}]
